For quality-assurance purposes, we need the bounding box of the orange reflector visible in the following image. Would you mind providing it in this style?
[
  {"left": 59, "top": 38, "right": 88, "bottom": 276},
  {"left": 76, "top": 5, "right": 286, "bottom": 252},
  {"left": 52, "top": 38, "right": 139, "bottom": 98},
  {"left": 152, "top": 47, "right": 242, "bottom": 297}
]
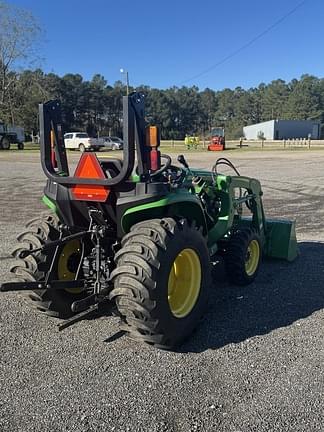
[
  {"left": 71, "top": 153, "right": 110, "bottom": 202},
  {"left": 146, "top": 126, "right": 160, "bottom": 147}
]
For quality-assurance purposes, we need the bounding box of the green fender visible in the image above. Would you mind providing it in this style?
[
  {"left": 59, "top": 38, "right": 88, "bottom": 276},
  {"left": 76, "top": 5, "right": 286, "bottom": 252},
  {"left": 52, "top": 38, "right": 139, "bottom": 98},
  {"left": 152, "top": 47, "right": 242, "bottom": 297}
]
[
  {"left": 121, "top": 192, "right": 208, "bottom": 235},
  {"left": 42, "top": 195, "right": 57, "bottom": 213}
]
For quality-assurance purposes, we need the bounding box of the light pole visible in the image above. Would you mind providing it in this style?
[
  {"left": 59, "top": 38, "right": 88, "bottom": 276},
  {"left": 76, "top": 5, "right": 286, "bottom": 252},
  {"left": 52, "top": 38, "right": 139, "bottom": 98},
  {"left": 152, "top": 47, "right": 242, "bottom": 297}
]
[{"left": 120, "top": 68, "right": 129, "bottom": 95}]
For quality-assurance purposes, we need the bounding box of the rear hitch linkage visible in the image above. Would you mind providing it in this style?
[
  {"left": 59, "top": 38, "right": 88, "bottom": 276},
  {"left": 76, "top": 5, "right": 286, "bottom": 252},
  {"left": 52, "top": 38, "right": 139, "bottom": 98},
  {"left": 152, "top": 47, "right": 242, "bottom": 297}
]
[{"left": 0, "top": 209, "right": 115, "bottom": 330}]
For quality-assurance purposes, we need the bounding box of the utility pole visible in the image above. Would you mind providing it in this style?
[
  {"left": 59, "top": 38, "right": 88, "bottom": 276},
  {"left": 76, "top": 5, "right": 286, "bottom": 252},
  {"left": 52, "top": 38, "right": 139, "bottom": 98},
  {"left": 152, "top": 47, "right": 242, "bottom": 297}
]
[{"left": 120, "top": 68, "right": 129, "bottom": 95}]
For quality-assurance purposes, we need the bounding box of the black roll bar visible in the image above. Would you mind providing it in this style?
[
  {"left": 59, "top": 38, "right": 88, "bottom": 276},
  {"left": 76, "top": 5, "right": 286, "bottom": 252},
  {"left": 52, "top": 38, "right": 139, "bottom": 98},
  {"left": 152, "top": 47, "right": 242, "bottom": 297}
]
[{"left": 39, "top": 92, "right": 147, "bottom": 186}]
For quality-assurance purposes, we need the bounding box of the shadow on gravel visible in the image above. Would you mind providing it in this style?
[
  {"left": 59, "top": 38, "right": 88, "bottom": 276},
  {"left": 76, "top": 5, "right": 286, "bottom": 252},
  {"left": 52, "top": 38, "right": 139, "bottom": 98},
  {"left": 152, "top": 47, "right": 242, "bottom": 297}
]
[{"left": 180, "top": 242, "right": 324, "bottom": 353}]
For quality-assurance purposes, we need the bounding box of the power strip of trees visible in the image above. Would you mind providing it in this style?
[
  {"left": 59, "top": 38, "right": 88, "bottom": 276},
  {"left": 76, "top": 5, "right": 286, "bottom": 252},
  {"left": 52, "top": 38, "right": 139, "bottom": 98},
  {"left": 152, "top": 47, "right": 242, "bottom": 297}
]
[{"left": 3, "top": 71, "right": 323, "bottom": 141}]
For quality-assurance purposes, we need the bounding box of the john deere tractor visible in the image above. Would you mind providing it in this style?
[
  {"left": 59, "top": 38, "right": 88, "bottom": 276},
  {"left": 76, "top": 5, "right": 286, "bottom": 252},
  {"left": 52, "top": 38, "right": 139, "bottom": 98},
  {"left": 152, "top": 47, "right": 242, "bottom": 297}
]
[{"left": 1, "top": 93, "right": 298, "bottom": 349}]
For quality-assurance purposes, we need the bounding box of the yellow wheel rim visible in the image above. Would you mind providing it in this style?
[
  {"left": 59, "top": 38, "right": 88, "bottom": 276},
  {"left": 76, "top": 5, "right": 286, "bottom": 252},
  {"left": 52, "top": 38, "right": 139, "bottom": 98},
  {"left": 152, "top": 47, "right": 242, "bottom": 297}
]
[
  {"left": 167, "top": 248, "right": 201, "bottom": 318},
  {"left": 57, "top": 240, "right": 82, "bottom": 294},
  {"left": 245, "top": 239, "right": 260, "bottom": 276}
]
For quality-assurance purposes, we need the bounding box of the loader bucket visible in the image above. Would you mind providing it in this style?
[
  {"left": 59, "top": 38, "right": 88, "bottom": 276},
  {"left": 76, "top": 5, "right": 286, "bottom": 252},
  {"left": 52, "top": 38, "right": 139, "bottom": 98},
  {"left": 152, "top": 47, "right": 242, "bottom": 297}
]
[{"left": 265, "top": 219, "right": 298, "bottom": 262}]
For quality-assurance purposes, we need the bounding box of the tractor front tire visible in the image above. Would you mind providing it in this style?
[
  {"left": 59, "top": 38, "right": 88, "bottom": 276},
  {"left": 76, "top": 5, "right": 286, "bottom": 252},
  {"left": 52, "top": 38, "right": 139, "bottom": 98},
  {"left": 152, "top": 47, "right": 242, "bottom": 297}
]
[
  {"left": 1, "top": 136, "right": 10, "bottom": 150},
  {"left": 110, "top": 218, "right": 211, "bottom": 349},
  {"left": 224, "top": 228, "right": 261, "bottom": 286},
  {"left": 9, "top": 211, "right": 86, "bottom": 318}
]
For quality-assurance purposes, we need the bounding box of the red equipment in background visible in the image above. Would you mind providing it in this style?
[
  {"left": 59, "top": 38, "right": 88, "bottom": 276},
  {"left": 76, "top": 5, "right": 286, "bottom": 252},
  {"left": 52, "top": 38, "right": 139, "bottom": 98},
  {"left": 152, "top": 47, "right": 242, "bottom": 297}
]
[{"left": 208, "top": 127, "right": 225, "bottom": 151}]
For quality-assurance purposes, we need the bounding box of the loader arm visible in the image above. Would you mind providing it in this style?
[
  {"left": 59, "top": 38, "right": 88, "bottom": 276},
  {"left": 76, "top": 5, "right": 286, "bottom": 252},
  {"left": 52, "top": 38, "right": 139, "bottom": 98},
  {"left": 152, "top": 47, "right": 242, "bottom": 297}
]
[{"left": 207, "top": 175, "right": 267, "bottom": 247}]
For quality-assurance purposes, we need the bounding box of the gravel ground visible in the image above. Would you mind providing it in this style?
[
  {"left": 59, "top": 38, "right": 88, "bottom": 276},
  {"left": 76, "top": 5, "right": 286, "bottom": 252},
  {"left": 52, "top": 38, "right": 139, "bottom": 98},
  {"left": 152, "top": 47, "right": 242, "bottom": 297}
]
[{"left": 0, "top": 150, "right": 324, "bottom": 432}]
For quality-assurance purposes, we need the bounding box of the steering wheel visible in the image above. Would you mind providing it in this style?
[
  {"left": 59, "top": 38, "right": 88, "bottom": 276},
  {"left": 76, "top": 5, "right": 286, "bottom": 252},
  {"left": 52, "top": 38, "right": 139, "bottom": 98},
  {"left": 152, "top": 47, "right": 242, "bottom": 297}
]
[{"left": 150, "top": 154, "right": 172, "bottom": 177}]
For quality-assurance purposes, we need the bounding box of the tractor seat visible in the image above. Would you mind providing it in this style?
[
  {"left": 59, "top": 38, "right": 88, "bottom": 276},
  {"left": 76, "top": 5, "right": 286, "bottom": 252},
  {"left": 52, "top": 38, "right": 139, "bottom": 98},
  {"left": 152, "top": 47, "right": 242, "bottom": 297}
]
[{"left": 99, "top": 158, "right": 123, "bottom": 178}]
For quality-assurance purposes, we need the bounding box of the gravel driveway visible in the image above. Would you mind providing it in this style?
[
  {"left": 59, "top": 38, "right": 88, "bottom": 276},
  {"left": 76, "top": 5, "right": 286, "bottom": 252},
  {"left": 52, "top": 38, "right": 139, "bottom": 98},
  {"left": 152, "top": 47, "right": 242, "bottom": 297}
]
[{"left": 0, "top": 150, "right": 323, "bottom": 432}]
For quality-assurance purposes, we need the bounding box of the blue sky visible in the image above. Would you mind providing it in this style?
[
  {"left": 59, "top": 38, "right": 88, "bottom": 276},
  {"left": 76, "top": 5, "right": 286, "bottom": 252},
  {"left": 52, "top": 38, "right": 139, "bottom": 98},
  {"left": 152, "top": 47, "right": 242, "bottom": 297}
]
[{"left": 10, "top": 0, "right": 324, "bottom": 90}]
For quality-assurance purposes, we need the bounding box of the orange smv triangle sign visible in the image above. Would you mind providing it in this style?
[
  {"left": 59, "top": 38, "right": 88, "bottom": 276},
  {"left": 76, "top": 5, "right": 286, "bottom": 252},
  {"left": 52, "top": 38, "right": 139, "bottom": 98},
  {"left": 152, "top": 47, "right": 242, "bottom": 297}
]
[{"left": 71, "top": 153, "right": 110, "bottom": 202}]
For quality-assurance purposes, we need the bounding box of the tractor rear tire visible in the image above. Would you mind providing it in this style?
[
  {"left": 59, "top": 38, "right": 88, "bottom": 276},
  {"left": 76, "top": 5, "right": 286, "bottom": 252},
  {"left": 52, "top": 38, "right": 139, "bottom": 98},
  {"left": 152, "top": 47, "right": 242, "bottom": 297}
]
[
  {"left": 224, "top": 228, "right": 261, "bottom": 286},
  {"left": 110, "top": 218, "right": 211, "bottom": 349},
  {"left": 9, "top": 210, "right": 86, "bottom": 318}
]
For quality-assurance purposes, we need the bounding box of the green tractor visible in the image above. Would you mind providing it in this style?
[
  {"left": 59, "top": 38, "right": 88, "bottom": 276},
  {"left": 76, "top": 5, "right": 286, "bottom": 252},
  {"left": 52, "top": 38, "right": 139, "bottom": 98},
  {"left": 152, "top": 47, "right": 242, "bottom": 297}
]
[{"left": 1, "top": 93, "right": 298, "bottom": 349}]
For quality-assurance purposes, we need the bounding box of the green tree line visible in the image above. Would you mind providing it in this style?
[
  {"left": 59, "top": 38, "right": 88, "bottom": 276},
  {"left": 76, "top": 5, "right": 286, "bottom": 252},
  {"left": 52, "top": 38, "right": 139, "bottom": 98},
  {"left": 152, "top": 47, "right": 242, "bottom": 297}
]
[
  {"left": 1, "top": 71, "right": 324, "bottom": 140},
  {"left": 1, "top": 1, "right": 324, "bottom": 140}
]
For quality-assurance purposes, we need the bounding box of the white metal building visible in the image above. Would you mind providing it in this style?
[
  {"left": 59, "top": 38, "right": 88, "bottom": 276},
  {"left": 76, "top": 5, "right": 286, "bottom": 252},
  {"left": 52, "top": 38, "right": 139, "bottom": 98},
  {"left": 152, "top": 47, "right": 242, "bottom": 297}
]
[{"left": 243, "top": 120, "right": 320, "bottom": 140}]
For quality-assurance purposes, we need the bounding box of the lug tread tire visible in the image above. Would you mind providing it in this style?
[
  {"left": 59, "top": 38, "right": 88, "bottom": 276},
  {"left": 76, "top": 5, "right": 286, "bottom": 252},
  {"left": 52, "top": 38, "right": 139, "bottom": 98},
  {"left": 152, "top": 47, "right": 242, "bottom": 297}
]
[
  {"left": 110, "top": 218, "right": 210, "bottom": 349},
  {"left": 8, "top": 210, "right": 83, "bottom": 318},
  {"left": 224, "top": 228, "right": 261, "bottom": 286}
]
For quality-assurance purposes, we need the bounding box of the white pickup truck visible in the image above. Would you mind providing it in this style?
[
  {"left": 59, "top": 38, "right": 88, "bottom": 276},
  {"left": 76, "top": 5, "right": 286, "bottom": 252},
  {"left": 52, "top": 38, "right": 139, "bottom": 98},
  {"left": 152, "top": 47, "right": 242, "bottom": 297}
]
[{"left": 64, "top": 132, "right": 105, "bottom": 152}]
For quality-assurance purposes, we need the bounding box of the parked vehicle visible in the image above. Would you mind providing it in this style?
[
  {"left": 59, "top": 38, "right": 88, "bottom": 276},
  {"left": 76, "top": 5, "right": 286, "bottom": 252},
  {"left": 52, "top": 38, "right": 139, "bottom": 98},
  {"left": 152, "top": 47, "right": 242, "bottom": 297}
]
[
  {"left": 0, "top": 123, "right": 24, "bottom": 150},
  {"left": 208, "top": 127, "right": 225, "bottom": 151},
  {"left": 64, "top": 132, "right": 105, "bottom": 152},
  {"left": 102, "top": 136, "right": 123, "bottom": 150}
]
